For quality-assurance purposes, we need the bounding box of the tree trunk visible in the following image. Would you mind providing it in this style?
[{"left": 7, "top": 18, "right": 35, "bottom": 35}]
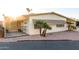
[
  {"left": 42, "top": 29, "right": 47, "bottom": 37},
  {"left": 39, "top": 28, "right": 42, "bottom": 36},
  {"left": 68, "top": 25, "right": 70, "bottom": 31},
  {"left": 68, "top": 24, "right": 72, "bottom": 31}
]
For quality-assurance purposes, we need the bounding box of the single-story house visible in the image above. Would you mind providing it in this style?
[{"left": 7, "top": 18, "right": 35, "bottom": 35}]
[{"left": 21, "top": 12, "right": 73, "bottom": 35}]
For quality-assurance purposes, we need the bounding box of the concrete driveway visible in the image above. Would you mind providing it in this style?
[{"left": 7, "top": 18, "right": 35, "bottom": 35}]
[
  {"left": 0, "top": 31, "right": 79, "bottom": 42},
  {"left": 17, "top": 31, "right": 79, "bottom": 41},
  {"left": 6, "top": 32, "right": 29, "bottom": 38}
]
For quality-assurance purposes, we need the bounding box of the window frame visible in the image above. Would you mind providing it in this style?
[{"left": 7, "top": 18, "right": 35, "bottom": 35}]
[{"left": 56, "top": 24, "right": 65, "bottom": 27}]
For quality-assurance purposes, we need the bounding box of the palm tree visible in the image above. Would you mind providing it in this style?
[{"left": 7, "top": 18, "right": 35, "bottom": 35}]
[
  {"left": 34, "top": 20, "right": 44, "bottom": 36},
  {"left": 34, "top": 20, "right": 52, "bottom": 36},
  {"left": 66, "top": 19, "right": 76, "bottom": 31},
  {"left": 67, "top": 22, "right": 73, "bottom": 31},
  {"left": 42, "top": 22, "right": 52, "bottom": 37}
]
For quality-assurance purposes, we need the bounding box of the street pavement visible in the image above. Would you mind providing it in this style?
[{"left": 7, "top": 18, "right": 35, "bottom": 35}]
[{"left": 0, "top": 40, "right": 79, "bottom": 50}]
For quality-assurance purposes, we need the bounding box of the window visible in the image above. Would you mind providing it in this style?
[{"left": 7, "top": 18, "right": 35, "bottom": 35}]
[{"left": 56, "top": 24, "right": 64, "bottom": 27}]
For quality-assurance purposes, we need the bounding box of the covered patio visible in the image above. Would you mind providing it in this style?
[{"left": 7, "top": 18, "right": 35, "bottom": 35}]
[{"left": 3, "top": 15, "right": 29, "bottom": 38}]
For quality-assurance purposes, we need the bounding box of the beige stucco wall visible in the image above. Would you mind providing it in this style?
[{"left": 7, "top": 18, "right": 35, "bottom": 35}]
[{"left": 26, "top": 14, "right": 68, "bottom": 35}]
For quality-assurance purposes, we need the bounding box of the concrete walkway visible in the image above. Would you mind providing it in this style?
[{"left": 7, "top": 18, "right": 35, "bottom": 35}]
[{"left": 0, "top": 31, "right": 79, "bottom": 42}]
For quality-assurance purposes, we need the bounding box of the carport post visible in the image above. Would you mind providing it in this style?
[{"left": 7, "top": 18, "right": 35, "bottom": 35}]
[
  {"left": 4, "top": 26, "right": 6, "bottom": 38},
  {"left": 3, "top": 14, "right": 6, "bottom": 38}
]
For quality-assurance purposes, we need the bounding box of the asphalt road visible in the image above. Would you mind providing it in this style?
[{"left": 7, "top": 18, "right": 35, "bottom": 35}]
[{"left": 0, "top": 40, "right": 79, "bottom": 50}]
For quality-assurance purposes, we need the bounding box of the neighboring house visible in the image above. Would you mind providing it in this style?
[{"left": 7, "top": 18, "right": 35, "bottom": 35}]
[{"left": 22, "top": 12, "right": 73, "bottom": 35}]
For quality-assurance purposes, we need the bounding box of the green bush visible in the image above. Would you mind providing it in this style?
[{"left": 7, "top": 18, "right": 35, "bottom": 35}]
[{"left": 72, "top": 26, "right": 76, "bottom": 29}]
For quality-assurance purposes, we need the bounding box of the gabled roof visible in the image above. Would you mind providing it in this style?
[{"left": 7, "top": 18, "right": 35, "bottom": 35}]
[{"left": 29, "top": 12, "right": 71, "bottom": 19}]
